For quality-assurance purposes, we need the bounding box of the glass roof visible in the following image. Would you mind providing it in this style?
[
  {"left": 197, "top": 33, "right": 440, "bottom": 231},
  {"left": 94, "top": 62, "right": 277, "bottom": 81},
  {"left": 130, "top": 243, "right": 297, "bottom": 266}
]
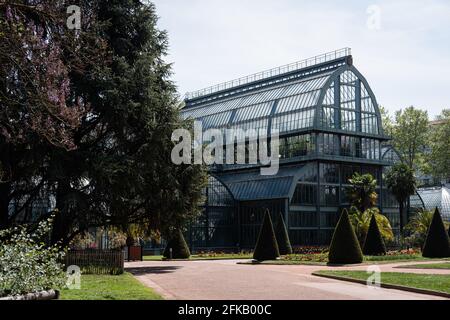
[
  {"left": 181, "top": 72, "right": 333, "bottom": 121},
  {"left": 181, "top": 60, "right": 384, "bottom": 138},
  {"left": 414, "top": 186, "right": 450, "bottom": 222}
]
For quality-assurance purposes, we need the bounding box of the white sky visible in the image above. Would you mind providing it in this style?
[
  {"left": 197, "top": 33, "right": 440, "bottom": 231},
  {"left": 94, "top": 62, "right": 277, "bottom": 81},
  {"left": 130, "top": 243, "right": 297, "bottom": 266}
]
[{"left": 152, "top": 0, "right": 450, "bottom": 118}]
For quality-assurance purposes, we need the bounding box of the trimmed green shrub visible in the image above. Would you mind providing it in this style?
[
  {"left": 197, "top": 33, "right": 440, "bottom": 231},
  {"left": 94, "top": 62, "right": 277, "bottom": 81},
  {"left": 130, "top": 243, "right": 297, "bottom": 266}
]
[
  {"left": 328, "top": 209, "right": 363, "bottom": 264},
  {"left": 422, "top": 208, "right": 450, "bottom": 258},
  {"left": 253, "top": 210, "right": 280, "bottom": 261},
  {"left": 275, "top": 212, "right": 293, "bottom": 255},
  {"left": 163, "top": 229, "right": 191, "bottom": 259},
  {"left": 363, "top": 214, "right": 387, "bottom": 256}
]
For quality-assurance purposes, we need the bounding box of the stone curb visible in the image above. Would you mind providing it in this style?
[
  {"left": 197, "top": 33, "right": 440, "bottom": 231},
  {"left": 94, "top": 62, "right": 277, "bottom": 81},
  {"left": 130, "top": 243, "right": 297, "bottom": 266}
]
[
  {"left": 0, "top": 289, "right": 59, "bottom": 301},
  {"left": 312, "top": 272, "right": 450, "bottom": 299}
]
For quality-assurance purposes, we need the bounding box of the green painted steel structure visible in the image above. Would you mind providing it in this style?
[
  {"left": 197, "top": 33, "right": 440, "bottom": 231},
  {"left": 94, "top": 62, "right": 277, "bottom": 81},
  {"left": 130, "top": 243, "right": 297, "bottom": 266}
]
[{"left": 181, "top": 48, "right": 400, "bottom": 250}]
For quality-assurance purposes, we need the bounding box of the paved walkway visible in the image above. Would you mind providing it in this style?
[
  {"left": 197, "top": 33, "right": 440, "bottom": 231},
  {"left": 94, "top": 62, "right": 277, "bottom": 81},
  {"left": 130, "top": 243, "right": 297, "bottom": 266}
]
[{"left": 125, "top": 259, "right": 449, "bottom": 300}]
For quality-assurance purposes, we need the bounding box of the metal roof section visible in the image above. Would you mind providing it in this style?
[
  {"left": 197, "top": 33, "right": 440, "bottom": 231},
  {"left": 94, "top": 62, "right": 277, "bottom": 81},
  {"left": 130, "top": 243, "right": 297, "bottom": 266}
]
[{"left": 216, "top": 166, "right": 305, "bottom": 201}]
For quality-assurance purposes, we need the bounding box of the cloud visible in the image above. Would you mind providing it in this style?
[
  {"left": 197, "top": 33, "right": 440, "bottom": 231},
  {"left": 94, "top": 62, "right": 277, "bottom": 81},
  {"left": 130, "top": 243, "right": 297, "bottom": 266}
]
[{"left": 153, "top": 0, "right": 450, "bottom": 118}]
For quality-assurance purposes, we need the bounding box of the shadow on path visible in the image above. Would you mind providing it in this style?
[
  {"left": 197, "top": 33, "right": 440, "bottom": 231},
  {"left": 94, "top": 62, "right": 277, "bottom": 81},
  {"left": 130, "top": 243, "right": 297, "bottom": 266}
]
[{"left": 126, "top": 266, "right": 182, "bottom": 275}]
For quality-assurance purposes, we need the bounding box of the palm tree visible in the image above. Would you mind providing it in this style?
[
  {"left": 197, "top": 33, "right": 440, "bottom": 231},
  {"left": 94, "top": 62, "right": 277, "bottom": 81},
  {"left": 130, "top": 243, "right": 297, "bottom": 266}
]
[
  {"left": 346, "top": 173, "right": 377, "bottom": 213},
  {"left": 405, "top": 208, "right": 450, "bottom": 248},
  {"left": 385, "top": 163, "right": 416, "bottom": 233},
  {"left": 349, "top": 207, "right": 394, "bottom": 246}
]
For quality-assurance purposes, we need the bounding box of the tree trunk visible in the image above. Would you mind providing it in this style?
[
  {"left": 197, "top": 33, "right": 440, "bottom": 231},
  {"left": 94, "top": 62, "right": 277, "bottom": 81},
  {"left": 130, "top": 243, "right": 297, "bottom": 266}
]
[
  {"left": 0, "top": 183, "right": 11, "bottom": 229},
  {"left": 399, "top": 201, "right": 404, "bottom": 234},
  {"left": 50, "top": 181, "right": 72, "bottom": 245}
]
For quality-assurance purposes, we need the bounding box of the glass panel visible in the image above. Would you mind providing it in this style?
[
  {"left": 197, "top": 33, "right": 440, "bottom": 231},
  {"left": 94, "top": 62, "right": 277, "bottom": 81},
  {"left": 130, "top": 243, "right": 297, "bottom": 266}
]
[
  {"left": 361, "top": 113, "right": 379, "bottom": 134},
  {"left": 289, "top": 211, "right": 318, "bottom": 228},
  {"left": 340, "top": 135, "right": 360, "bottom": 157},
  {"left": 298, "top": 163, "right": 318, "bottom": 182},
  {"left": 320, "top": 163, "right": 340, "bottom": 183},
  {"left": 318, "top": 133, "right": 339, "bottom": 155},
  {"left": 291, "top": 184, "right": 317, "bottom": 206},
  {"left": 342, "top": 165, "right": 360, "bottom": 184},
  {"left": 233, "top": 102, "right": 273, "bottom": 122},
  {"left": 271, "top": 109, "right": 315, "bottom": 133},
  {"left": 321, "top": 106, "right": 337, "bottom": 128},
  {"left": 320, "top": 185, "right": 340, "bottom": 206},
  {"left": 320, "top": 212, "right": 339, "bottom": 228},
  {"left": 341, "top": 110, "right": 356, "bottom": 131}
]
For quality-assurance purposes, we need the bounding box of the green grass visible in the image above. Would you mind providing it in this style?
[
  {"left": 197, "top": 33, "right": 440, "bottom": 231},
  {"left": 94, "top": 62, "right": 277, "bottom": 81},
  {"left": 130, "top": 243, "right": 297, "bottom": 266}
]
[
  {"left": 363, "top": 254, "right": 429, "bottom": 263},
  {"left": 314, "top": 270, "right": 450, "bottom": 294},
  {"left": 143, "top": 253, "right": 253, "bottom": 261},
  {"left": 238, "top": 254, "right": 441, "bottom": 265},
  {"left": 59, "top": 272, "right": 162, "bottom": 300},
  {"left": 397, "top": 262, "right": 450, "bottom": 270}
]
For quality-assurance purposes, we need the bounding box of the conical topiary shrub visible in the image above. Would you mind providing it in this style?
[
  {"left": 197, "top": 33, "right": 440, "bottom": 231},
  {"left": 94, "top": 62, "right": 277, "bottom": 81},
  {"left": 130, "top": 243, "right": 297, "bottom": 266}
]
[
  {"left": 422, "top": 207, "right": 450, "bottom": 258},
  {"left": 328, "top": 209, "right": 363, "bottom": 264},
  {"left": 275, "top": 212, "right": 293, "bottom": 255},
  {"left": 163, "top": 229, "right": 191, "bottom": 259},
  {"left": 363, "top": 214, "right": 386, "bottom": 256},
  {"left": 253, "top": 210, "right": 280, "bottom": 261}
]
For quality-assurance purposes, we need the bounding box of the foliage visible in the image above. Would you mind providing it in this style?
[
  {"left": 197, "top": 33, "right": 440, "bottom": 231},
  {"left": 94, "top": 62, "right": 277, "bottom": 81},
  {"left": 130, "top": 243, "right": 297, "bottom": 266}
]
[
  {"left": 292, "top": 246, "right": 329, "bottom": 254},
  {"left": 391, "top": 106, "right": 429, "bottom": 169},
  {"left": 426, "top": 109, "right": 450, "bottom": 182},
  {"left": 385, "top": 162, "right": 416, "bottom": 232},
  {"left": 362, "top": 214, "right": 387, "bottom": 256},
  {"left": 70, "top": 232, "right": 97, "bottom": 250},
  {"left": 0, "top": 0, "right": 105, "bottom": 229},
  {"left": 0, "top": 1, "right": 207, "bottom": 245},
  {"left": 349, "top": 207, "right": 394, "bottom": 245},
  {"left": 253, "top": 210, "right": 280, "bottom": 261},
  {"left": 0, "top": 213, "right": 66, "bottom": 296},
  {"left": 46, "top": 0, "right": 207, "bottom": 245},
  {"left": 328, "top": 209, "right": 363, "bottom": 264},
  {"left": 163, "top": 229, "right": 190, "bottom": 259},
  {"left": 346, "top": 172, "right": 378, "bottom": 213},
  {"left": 69, "top": 228, "right": 128, "bottom": 250},
  {"left": 405, "top": 208, "right": 434, "bottom": 248},
  {"left": 274, "top": 212, "right": 292, "bottom": 255},
  {"left": 379, "top": 106, "right": 394, "bottom": 136},
  {"left": 282, "top": 252, "right": 329, "bottom": 263},
  {"left": 422, "top": 208, "right": 450, "bottom": 258}
]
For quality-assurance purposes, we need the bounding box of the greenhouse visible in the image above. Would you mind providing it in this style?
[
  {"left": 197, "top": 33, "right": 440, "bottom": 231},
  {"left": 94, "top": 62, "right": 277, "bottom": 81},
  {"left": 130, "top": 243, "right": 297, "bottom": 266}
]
[
  {"left": 410, "top": 185, "right": 450, "bottom": 222},
  {"left": 181, "top": 48, "right": 400, "bottom": 250}
]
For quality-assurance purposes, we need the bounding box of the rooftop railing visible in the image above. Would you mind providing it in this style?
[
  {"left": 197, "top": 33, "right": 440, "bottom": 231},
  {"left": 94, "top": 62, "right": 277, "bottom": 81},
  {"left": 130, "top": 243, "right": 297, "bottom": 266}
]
[{"left": 185, "top": 48, "right": 351, "bottom": 100}]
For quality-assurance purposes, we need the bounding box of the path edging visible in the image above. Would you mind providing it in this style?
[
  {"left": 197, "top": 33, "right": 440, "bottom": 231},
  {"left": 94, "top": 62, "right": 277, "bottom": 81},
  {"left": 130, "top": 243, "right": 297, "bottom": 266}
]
[{"left": 312, "top": 272, "right": 450, "bottom": 299}]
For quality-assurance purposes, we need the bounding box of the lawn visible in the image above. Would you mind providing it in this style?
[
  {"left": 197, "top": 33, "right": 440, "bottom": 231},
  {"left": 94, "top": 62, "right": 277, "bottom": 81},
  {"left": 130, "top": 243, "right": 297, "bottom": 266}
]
[
  {"left": 396, "top": 262, "right": 450, "bottom": 270},
  {"left": 59, "top": 272, "right": 162, "bottom": 300},
  {"left": 143, "top": 253, "right": 253, "bottom": 261},
  {"left": 238, "top": 253, "right": 448, "bottom": 265},
  {"left": 313, "top": 270, "right": 450, "bottom": 295}
]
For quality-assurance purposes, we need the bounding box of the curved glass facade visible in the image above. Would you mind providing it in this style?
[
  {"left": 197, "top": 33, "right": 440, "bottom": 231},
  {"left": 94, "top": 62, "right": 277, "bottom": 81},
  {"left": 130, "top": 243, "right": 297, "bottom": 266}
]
[
  {"left": 182, "top": 51, "right": 399, "bottom": 249},
  {"left": 189, "top": 175, "right": 237, "bottom": 249},
  {"left": 411, "top": 186, "right": 450, "bottom": 222}
]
